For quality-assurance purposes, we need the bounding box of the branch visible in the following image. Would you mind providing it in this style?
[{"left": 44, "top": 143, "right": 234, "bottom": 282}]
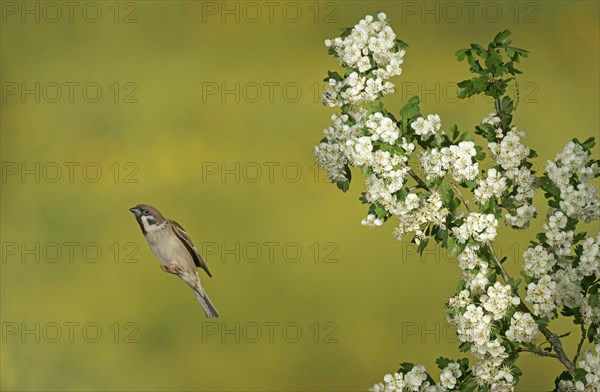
[{"left": 407, "top": 168, "right": 431, "bottom": 191}]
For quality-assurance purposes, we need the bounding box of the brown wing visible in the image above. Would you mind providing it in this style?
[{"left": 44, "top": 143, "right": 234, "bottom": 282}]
[{"left": 170, "top": 220, "right": 212, "bottom": 277}]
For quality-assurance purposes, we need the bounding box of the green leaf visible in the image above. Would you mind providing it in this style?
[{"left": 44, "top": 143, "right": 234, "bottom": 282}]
[
  {"left": 339, "top": 27, "right": 352, "bottom": 38},
  {"left": 589, "top": 293, "right": 599, "bottom": 307},
  {"left": 459, "top": 378, "right": 478, "bottom": 392},
  {"left": 459, "top": 341, "right": 473, "bottom": 352},
  {"left": 395, "top": 38, "right": 409, "bottom": 49},
  {"left": 455, "top": 49, "right": 468, "bottom": 61},
  {"left": 458, "top": 132, "right": 474, "bottom": 142},
  {"left": 417, "top": 237, "right": 429, "bottom": 254},
  {"left": 535, "top": 317, "right": 550, "bottom": 329},
  {"left": 448, "top": 125, "right": 459, "bottom": 141},
  {"left": 436, "top": 357, "right": 452, "bottom": 369},
  {"left": 399, "top": 95, "right": 421, "bottom": 120},
  {"left": 579, "top": 137, "right": 596, "bottom": 150},
  {"left": 326, "top": 71, "right": 343, "bottom": 82},
  {"left": 474, "top": 145, "right": 486, "bottom": 161},
  {"left": 398, "top": 362, "right": 415, "bottom": 373},
  {"left": 336, "top": 180, "right": 349, "bottom": 192},
  {"left": 508, "top": 278, "right": 521, "bottom": 291},
  {"left": 587, "top": 324, "right": 598, "bottom": 342},
  {"left": 493, "top": 30, "right": 512, "bottom": 46},
  {"left": 448, "top": 237, "right": 467, "bottom": 258},
  {"left": 439, "top": 181, "right": 454, "bottom": 204}
]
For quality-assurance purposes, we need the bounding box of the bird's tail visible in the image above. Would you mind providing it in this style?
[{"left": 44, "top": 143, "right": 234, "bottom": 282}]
[{"left": 193, "top": 289, "right": 219, "bottom": 319}]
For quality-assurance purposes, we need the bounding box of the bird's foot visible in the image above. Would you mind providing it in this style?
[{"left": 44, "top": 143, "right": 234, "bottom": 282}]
[{"left": 160, "top": 264, "right": 183, "bottom": 274}]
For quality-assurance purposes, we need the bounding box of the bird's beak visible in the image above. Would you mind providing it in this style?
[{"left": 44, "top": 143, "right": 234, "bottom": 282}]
[{"left": 129, "top": 207, "right": 141, "bottom": 216}]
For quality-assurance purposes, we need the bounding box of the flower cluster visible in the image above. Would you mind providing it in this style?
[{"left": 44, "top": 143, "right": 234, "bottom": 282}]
[
  {"left": 391, "top": 191, "right": 448, "bottom": 244},
  {"left": 367, "top": 112, "right": 401, "bottom": 144},
  {"left": 323, "top": 13, "right": 405, "bottom": 106},
  {"left": 369, "top": 363, "right": 465, "bottom": 392},
  {"left": 456, "top": 245, "right": 490, "bottom": 294},
  {"left": 522, "top": 245, "right": 557, "bottom": 278},
  {"left": 449, "top": 290, "right": 521, "bottom": 388},
  {"left": 419, "top": 141, "right": 479, "bottom": 182},
  {"left": 525, "top": 274, "right": 557, "bottom": 318},
  {"left": 505, "top": 312, "right": 539, "bottom": 343},
  {"left": 486, "top": 125, "right": 537, "bottom": 228},
  {"left": 488, "top": 128, "right": 530, "bottom": 171},
  {"left": 524, "top": 219, "right": 598, "bottom": 323},
  {"left": 546, "top": 141, "right": 600, "bottom": 223},
  {"left": 474, "top": 168, "right": 508, "bottom": 204},
  {"left": 452, "top": 213, "right": 498, "bottom": 243},
  {"left": 481, "top": 281, "right": 521, "bottom": 320},
  {"left": 369, "top": 365, "right": 429, "bottom": 392},
  {"left": 410, "top": 114, "right": 441, "bottom": 141}
]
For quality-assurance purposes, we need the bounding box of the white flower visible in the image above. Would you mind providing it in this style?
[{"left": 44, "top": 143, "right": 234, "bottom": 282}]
[
  {"left": 314, "top": 142, "right": 348, "bottom": 182},
  {"left": 506, "top": 312, "right": 539, "bottom": 343},
  {"left": 475, "top": 168, "right": 507, "bottom": 203},
  {"left": 579, "top": 234, "right": 600, "bottom": 277},
  {"left": 452, "top": 213, "right": 498, "bottom": 243},
  {"left": 480, "top": 282, "right": 520, "bottom": 320},
  {"left": 546, "top": 141, "right": 600, "bottom": 222},
  {"left": 488, "top": 128, "right": 530, "bottom": 171},
  {"left": 420, "top": 141, "right": 479, "bottom": 182},
  {"left": 410, "top": 114, "right": 441, "bottom": 140},
  {"left": 366, "top": 112, "right": 400, "bottom": 144},
  {"left": 439, "top": 362, "right": 462, "bottom": 389},
  {"left": 405, "top": 365, "right": 427, "bottom": 391},
  {"left": 552, "top": 267, "right": 583, "bottom": 309},
  {"left": 544, "top": 210, "right": 574, "bottom": 256},
  {"left": 525, "top": 274, "right": 557, "bottom": 318},
  {"left": 454, "top": 304, "right": 492, "bottom": 344},
  {"left": 362, "top": 213, "right": 383, "bottom": 228},
  {"left": 504, "top": 204, "right": 536, "bottom": 228},
  {"left": 448, "top": 289, "right": 471, "bottom": 309},
  {"left": 523, "top": 245, "right": 557, "bottom": 278}
]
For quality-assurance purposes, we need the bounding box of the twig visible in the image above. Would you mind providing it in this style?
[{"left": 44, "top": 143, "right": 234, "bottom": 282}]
[
  {"left": 451, "top": 183, "right": 471, "bottom": 212},
  {"left": 486, "top": 242, "right": 511, "bottom": 284},
  {"left": 518, "top": 347, "right": 560, "bottom": 359}
]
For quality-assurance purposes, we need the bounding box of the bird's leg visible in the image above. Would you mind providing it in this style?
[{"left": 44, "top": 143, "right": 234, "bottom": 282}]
[{"left": 161, "top": 264, "right": 183, "bottom": 274}]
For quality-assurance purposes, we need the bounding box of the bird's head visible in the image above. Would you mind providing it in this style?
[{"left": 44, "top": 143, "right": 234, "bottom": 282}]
[{"left": 129, "top": 204, "right": 166, "bottom": 234}]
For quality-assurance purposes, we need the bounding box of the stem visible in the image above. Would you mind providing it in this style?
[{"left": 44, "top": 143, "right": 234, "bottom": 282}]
[
  {"left": 451, "top": 183, "right": 471, "bottom": 212},
  {"left": 573, "top": 324, "right": 587, "bottom": 365},
  {"left": 494, "top": 98, "right": 501, "bottom": 114}
]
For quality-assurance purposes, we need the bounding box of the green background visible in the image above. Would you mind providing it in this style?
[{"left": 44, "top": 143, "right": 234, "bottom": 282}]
[{"left": 1, "top": 1, "right": 598, "bottom": 390}]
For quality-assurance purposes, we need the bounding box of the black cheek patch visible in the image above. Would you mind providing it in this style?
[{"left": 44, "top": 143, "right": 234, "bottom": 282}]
[
  {"left": 135, "top": 216, "right": 147, "bottom": 235},
  {"left": 146, "top": 217, "right": 158, "bottom": 225}
]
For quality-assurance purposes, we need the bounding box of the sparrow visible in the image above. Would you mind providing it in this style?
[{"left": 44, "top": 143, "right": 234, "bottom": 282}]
[{"left": 129, "top": 204, "right": 219, "bottom": 318}]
